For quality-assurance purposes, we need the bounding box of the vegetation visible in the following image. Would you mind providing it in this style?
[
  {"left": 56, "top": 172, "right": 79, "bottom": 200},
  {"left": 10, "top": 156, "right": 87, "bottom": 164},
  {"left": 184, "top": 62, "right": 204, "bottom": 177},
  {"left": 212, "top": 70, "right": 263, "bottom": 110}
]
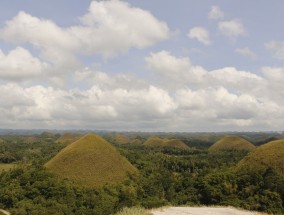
[
  {"left": 0, "top": 132, "right": 283, "bottom": 214},
  {"left": 113, "top": 134, "right": 130, "bottom": 145},
  {"left": 144, "top": 136, "right": 189, "bottom": 149},
  {"left": 55, "top": 132, "right": 82, "bottom": 144},
  {"left": 45, "top": 133, "right": 138, "bottom": 188},
  {"left": 236, "top": 139, "right": 284, "bottom": 176},
  {"left": 208, "top": 136, "right": 256, "bottom": 152}
]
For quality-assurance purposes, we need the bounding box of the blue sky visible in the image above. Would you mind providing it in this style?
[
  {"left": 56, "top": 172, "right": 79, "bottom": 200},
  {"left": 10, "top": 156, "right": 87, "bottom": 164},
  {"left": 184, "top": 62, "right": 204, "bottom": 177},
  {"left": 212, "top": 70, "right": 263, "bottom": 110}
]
[{"left": 0, "top": 0, "right": 283, "bottom": 131}]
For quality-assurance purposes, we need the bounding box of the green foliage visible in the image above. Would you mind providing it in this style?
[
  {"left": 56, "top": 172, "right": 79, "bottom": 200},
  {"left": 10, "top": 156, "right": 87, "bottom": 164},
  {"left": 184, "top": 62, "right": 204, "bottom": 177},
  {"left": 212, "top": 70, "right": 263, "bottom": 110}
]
[{"left": 0, "top": 134, "right": 283, "bottom": 214}]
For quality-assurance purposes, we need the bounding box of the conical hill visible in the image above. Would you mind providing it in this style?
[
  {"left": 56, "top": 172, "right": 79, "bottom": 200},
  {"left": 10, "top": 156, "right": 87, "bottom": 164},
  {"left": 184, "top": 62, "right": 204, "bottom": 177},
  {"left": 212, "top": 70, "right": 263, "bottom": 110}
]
[
  {"left": 45, "top": 133, "right": 138, "bottom": 188},
  {"left": 209, "top": 136, "right": 256, "bottom": 152},
  {"left": 236, "top": 139, "right": 284, "bottom": 176},
  {"left": 144, "top": 136, "right": 189, "bottom": 149},
  {"left": 56, "top": 132, "right": 82, "bottom": 144}
]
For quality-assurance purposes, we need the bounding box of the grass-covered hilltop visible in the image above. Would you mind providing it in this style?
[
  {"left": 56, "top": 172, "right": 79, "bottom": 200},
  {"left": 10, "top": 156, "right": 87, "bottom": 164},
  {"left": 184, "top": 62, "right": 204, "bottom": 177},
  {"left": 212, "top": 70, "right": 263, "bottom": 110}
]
[
  {"left": 0, "top": 131, "right": 283, "bottom": 214},
  {"left": 45, "top": 133, "right": 137, "bottom": 188},
  {"left": 209, "top": 135, "right": 256, "bottom": 152},
  {"left": 236, "top": 139, "right": 284, "bottom": 176},
  {"left": 143, "top": 136, "right": 189, "bottom": 149},
  {"left": 55, "top": 132, "right": 82, "bottom": 144}
]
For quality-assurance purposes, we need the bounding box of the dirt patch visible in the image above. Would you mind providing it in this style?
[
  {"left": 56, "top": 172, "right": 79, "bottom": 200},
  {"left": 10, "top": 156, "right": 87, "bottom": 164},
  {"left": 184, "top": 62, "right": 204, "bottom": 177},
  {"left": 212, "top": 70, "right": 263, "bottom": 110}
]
[{"left": 151, "top": 206, "right": 268, "bottom": 215}]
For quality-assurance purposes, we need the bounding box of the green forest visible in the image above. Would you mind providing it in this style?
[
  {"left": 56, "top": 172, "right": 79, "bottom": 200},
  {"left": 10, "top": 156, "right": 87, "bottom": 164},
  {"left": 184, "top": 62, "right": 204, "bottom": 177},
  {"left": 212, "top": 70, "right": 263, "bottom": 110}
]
[{"left": 0, "top": 132, "right": 283, "bottom": 215}]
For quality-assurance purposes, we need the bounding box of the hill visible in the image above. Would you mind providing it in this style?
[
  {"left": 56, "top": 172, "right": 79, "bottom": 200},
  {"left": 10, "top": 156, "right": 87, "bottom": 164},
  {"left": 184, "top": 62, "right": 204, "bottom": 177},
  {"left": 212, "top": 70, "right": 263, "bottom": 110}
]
[
  {"left": 209, "top": 136, "right": 256, "bottom": 152},
  {"left": 56, "top": 132, "right": 82, "bottom": 144},
  {"left": 144, "top": 136, "right": 189, "bottom": 149},
  {"left": 40, "top": 131, "right": 54, "bottom": 138},
  {"left": 23, "top": 136, "right": 39, "bottom": 144},
  {"left": 236, "top": 139, "right": 284, "bottom": 176},
  {"left": 45, "top": 133, "right": 138, "bottom": 188},
  {"left": 113, "top": 134, "right": 130, "bottom": 144}
]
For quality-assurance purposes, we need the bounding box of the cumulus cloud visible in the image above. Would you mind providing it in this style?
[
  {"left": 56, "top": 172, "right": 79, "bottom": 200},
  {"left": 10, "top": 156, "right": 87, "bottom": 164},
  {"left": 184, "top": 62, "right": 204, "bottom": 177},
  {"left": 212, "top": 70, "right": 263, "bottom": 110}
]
[
  {"left": 265, "top": 40, "right": 284, "bottom": 60},
  {"left": 0, "top": 62, "right": 283, "bottom": 130},
  {"left": 0, "top": 47, "right": 47, "bottom": 81},
  {"left": 218, "top": 19, "right": 245, "bottom": 39},
  {"left": 187, "top": 27, "right": 211, "bottom": 45},
  {"left": 0, "top": 1, "right": 283, "bottom": 131},
  {"left": 235, "top": 47, "right": 257, "bottom": 60},
  {"left": 145, "top": 51, "right": 206, "bottom": 88},
  {"left": 208, "top": 5, "right": 224, "bottom": 20},
  {"left": 0, "top": 0, "right": 170, "bottom": 65}
]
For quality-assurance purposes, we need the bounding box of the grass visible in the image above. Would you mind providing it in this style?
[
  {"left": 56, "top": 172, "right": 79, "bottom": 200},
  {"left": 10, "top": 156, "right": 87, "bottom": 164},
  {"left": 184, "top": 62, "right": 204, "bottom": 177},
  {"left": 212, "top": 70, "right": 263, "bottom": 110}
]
[
  {"left": 209, "top": 136, "right": 256, "bottom": 152},
  {"left": 144, "top": 136, "right": 189, "bottom": 149},
  {"left": 114, "top": 134, "right": 130, "bottom": 144},
  {"left": 0, "top": 163, "right": 17, "bottom": 172},
  {"left": 115, "top": 207, "right": 151, "bottom": 215},
  {"left": 56, "top": 132, "right": 82, "bottom": 144},
  {"left": 45, "top": 133, "right": 138, "bottom": 188},
  {"left": 236, "top": 139, "right": 284, "bottom": 176}
]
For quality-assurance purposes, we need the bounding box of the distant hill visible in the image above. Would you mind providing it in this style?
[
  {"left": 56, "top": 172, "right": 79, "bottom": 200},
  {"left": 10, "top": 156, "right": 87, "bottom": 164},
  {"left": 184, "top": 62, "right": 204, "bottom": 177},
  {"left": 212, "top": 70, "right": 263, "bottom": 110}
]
[
  {"left": 236, "top": 139, "right": 284, "bottom": 176},
  {"left": 144, "top": 136, "right": 189, "bottom": 149},
  {"left": 209, "top": 136, "right": 256, "bottom": 152},
  {"left": 45, "top": 133, "right": 137, "bottom": 188},
  {"left": 113, "top": 134, "right": 130, "bottom": 144},
  {"left": 130, "top": 139, "right": 143, "bottom": 145},
  {"left": 56, "top": 133, "right": 82, "bottom": 144},
  {"left": 40, "top": 131, "right": 54, "bottom": 138},
  {"left": 23, "top": 136, "right": 39, "bottom": 144}
]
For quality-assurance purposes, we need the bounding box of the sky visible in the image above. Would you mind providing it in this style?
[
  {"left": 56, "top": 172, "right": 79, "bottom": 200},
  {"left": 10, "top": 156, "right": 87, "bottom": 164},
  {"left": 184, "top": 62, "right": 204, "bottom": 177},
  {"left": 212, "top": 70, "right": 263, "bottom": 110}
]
[{"left": 0, "top": 0, "right": 283, "bottom": 132}]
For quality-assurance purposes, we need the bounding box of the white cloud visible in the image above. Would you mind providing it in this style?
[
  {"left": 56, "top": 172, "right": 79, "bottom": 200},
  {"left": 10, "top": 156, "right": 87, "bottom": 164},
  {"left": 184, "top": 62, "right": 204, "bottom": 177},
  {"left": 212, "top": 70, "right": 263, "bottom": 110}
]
[
  {"left": 0, "top": 47, "right": 46, "bottom": 81},
  {"left": 218, "top": 19, "right": 245, "bottom": 39},
  {"left": 208, "top": 5, "right": 224, "bottom": 20},
  {"left": 265, "top": 40, "right": 284, "bottom": 60},
  {"left": 145, "top": 51, "right": 206, "bottom": 88},
  {"left": 235, "top": 47, "right": 257, "bottom": 60},
  {"left": 0, "top": 0, "right": 170, "bottom": 64},
  {"left": 187, "top": 27, "right": 211, "bottom": 45}
]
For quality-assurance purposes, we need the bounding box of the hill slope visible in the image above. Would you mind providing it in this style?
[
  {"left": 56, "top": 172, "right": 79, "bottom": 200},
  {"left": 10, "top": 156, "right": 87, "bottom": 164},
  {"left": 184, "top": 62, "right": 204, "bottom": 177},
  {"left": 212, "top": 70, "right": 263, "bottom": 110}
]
[
  {"left": 236, "top": 139, "right": 284, "bottom": 176},
  {"left": 56, "top": 132, "right": 82, "bottom": 144},
  {"left": 209, "top": 136, "right": 256, "bottom": 152},
  {"left": 144, "top": 136, "right": 189, "bottom": 149},
  {"left": 45, "top": 133, "right": 137, "bottom": 187},
  {"left": 113, "top": 134, "right": 130, "bottom": 144}
]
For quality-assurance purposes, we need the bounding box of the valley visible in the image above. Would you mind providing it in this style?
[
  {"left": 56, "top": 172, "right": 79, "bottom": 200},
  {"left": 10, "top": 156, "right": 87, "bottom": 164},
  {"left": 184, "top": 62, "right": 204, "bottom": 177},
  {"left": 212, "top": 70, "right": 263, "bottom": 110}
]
[{"left": 0, "top": 131, "right": 283, "bottom": 214}]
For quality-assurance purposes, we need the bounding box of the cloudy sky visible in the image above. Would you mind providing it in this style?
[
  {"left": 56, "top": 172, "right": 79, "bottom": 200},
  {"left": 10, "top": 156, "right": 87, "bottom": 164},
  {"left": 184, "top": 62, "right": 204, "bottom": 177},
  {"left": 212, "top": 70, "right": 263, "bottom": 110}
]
[{"left": 0, "top": 0, "right": 283, "bottom": 131}]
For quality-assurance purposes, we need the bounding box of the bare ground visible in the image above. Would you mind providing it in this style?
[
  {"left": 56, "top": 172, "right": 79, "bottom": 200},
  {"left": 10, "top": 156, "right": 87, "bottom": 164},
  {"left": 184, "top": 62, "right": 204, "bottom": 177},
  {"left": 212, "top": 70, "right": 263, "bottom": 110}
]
[{"left": 151, "top": 206, "right": 268, "bottom": 215}]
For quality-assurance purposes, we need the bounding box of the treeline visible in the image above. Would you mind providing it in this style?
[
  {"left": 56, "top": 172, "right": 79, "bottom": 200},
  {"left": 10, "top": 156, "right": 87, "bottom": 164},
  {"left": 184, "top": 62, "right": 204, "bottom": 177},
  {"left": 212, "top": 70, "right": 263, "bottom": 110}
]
[{"left": 0, "top": 139, "right": 283, "bottom": 214}]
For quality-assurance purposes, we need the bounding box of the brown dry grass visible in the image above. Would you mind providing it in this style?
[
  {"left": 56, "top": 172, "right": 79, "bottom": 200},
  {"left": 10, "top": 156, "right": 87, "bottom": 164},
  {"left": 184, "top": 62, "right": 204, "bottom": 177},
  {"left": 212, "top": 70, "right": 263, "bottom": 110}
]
[
  {"left": 209, "top": 136, "right": 256, "bottom": 152},
  {"left": 45, "top": 133, "right": 138, "bottom": 188}
]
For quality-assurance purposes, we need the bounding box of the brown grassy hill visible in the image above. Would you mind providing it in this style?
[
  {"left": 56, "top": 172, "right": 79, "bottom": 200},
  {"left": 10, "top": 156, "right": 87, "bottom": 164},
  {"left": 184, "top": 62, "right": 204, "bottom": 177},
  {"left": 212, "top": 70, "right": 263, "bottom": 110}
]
[
  {"left": 236, "top": 139, "right": 284, "bottom": 176},
  {"left": 144, "top": 136, "right": 189, "bottom": 149},
  {"left": 45, "top": 133, "right": 138, "bottom": 188},
  {"left": 40, "top": 131, "right": 54, "bottom": 138},
  {"left": 209, "top": 136, "right": 256, "bottom": 152},
  {"left": 113, "top": 134, "right": 130, "bottom": 144},
  {"left": 130, "top": 139, "right": 143, "bottom": 145},
  {"left": 56, "top": 133, "right": 82, "bottom": 144}
]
